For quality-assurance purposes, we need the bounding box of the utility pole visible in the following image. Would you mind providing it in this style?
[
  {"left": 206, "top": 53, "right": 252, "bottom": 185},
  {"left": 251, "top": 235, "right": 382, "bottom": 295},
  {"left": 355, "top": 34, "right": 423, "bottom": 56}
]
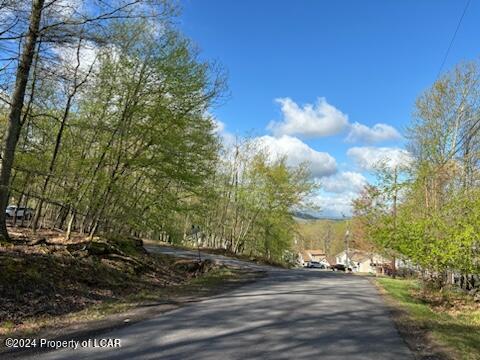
[
  {"left": 392, "top": 166, "right": 398, "bottom": 278},
  {"left": 344, "top": 229, "right": 350, "bottom": 270}
]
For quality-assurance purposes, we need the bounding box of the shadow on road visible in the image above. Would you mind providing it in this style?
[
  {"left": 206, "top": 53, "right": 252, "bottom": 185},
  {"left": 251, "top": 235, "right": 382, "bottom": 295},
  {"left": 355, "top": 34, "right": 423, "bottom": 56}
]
[{"left": 34, "top": 269, "right": 413, "bottom": 360}]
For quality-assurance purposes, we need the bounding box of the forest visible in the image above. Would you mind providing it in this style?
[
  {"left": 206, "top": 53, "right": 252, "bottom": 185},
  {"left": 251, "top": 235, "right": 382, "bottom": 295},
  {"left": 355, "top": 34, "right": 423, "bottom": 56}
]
[{"left": 0, "top": 0, "right": 316, "bottom": 264}]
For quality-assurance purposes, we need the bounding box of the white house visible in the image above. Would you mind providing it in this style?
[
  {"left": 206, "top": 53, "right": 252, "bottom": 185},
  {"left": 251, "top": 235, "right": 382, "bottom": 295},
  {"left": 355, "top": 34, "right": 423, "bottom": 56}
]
[
  {"left": 335, "top": 250, "right": 390, "bottom": 273},
  {"left": 298, "top": 249, "right": 330, "bottom": 267}
]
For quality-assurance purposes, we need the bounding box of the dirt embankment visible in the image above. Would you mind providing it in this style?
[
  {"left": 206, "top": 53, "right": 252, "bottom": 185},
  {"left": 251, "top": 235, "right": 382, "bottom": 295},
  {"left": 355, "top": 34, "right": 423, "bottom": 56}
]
[{"left": 0, "top": 228, "right": 218, "bottom": 333}]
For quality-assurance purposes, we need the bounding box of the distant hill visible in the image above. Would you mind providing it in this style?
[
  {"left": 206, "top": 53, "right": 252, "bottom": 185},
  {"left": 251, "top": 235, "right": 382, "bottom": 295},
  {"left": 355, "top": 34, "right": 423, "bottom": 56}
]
[
  {"left": 291, "top": 211, "right": 349, "bottom": 222},
  {"left": 291, "top": 211, "right": 319, "bottom": 221}
]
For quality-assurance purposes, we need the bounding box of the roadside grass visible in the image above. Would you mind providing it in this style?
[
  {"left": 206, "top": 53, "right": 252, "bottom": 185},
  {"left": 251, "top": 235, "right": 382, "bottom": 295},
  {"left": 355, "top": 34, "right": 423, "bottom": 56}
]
[
  {"left": 377, "top": 277, "right": 480, "bottom": 360},
  {"left": 187, "top": 267, "right": 237, "bottom": 287}
]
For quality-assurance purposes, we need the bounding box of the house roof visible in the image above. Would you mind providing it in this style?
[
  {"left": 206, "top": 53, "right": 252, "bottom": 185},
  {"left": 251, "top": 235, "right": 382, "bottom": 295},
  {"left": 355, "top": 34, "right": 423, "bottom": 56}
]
[
  {"left": 335, "top": 249, "right": 380, "bottom": 263},
  {"left": 307, "top": 249, "right": 325, "bottom": 256},
  {"left": 299, "top": 250, "right": 312, "bottom": 261},
  {"left": 299, "top": 249, "right": 328, "bottom": 262},
  {"left": 350, "top": 251, "right": 371, "bottom": 263}
]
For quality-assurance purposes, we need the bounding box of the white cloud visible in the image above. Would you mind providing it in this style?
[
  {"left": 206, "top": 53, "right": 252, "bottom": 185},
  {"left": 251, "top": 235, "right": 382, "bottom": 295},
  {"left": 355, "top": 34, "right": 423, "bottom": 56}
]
[
  {"left": 267, "top": 97, "right": 349, "bottom": 138},
  {"left": 310, "top": 171, "right": 368, "bottom": 218},
  {"left": 52, "top": 41, "right": 99, "bottom": 73},
  {"left": 347, "top": 146, "right": 412, "bottom": 171},
  {"left": 313, "top": 191, "right": 358, "bottom": 218},
  {"left": 255, "top": 135, "right": 337, "bottom": 178},
  {"left": 47, "top": 0, "right": 83, "bottom": 18},
  {"left": 321, "top": 171, "right": 367, "bottom": 194},
  {"left": 211, "top": 119, "right": 235, "bottom": 148},
  {"left": 346, "top": 122, "right": 401, "bottom": 143},
  {"left": 212, "top": 119, "right": 225, "bottom": 133},
  {"left": 267, "top": 97, "right": 401, "bottom": 144}
]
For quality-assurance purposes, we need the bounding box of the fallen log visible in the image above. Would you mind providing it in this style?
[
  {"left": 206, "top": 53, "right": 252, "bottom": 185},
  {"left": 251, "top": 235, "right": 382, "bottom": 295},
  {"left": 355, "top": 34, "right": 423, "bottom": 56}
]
[{"left": 28, "top": 238, "right": 48, "bottom": 246}]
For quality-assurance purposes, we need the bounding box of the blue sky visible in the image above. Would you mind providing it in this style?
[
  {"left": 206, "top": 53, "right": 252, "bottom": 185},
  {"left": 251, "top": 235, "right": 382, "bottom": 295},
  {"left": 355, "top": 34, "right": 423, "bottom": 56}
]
[{"left": 178, "top": 0, "right": 479, "bottom": 217}]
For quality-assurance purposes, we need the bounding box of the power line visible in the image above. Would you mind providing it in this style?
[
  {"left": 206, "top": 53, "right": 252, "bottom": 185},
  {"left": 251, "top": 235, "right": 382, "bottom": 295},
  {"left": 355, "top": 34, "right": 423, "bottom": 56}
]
[{"left": 436, "top": 0, "right": 471, "bottom": 79}]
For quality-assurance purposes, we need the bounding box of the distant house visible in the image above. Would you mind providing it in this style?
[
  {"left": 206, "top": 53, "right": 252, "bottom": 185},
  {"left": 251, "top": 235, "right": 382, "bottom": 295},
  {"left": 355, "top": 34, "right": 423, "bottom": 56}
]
[
  {"left": 298, "top": 249, "right": 330, "bottom": 267},
  {"left": 335, "top": 250, "right": 390, "bottom": 273}
]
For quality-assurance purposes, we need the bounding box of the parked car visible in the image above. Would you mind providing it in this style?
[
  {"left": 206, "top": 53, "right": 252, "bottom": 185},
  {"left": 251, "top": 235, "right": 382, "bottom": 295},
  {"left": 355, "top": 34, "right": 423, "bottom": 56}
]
[
  {"left": 331, "top": 264, "right": 347, "bottom": 272},
  {"left": 5, "top": 205, "right": 34, "bottom": 220},
  {"left": 306, "top": 261, "right": 325, "bottom": 269}
]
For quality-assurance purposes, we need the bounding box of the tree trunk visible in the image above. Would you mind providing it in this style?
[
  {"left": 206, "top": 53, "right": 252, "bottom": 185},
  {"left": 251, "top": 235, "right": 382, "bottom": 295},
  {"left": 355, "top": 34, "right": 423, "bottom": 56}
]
[
  {"left": 0, "top": 0, "right": 45, "bottom": 241},
  {"left": 391, "top": 166, "right": 398, "bottom": 278},
  {"left": 65, "top": 209, "right": 76, "bottom": 241},
  {"left": 32, "top": 93, "right": 74, "bottom": 233}
]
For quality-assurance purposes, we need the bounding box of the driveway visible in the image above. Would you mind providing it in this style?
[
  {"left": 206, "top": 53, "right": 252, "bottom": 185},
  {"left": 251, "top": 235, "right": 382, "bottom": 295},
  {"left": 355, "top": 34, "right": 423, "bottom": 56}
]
[{"left": 24, "top": 246, "right": 413, "bottom": 359}]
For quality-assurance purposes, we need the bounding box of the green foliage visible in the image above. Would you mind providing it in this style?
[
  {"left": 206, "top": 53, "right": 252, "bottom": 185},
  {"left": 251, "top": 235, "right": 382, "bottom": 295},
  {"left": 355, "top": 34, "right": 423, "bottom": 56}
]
[
  {"left": 186, "top": 140, "right": 318, "bottom": 263},
  {"left": 6, "top": 16, "right": 225, "bottom": 240},
  {"left": 353, "top": 62, "right": 480, "bottom": 287},
  {"left": 3, "top": 14, "right": 317, "bottom": 267}
]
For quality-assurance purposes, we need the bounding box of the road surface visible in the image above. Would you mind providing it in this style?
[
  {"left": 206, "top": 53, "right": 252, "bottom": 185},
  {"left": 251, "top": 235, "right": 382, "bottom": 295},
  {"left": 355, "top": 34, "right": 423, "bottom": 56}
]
[
  {"left": 25, "top": 246, "right": 413, "bottom": 359},
  {"left": 144, "top": 245, "right": 279, "bottom": 271}
]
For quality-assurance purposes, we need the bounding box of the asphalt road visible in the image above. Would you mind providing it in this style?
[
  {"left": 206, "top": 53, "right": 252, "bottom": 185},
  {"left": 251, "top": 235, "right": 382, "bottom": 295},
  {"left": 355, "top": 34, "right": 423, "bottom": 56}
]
[
  {"left": 144, "top": 245, "right": 280, "bottom": 271},
  {"left": 27, "top": 246, "right": 413, "bottom": 360}
]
